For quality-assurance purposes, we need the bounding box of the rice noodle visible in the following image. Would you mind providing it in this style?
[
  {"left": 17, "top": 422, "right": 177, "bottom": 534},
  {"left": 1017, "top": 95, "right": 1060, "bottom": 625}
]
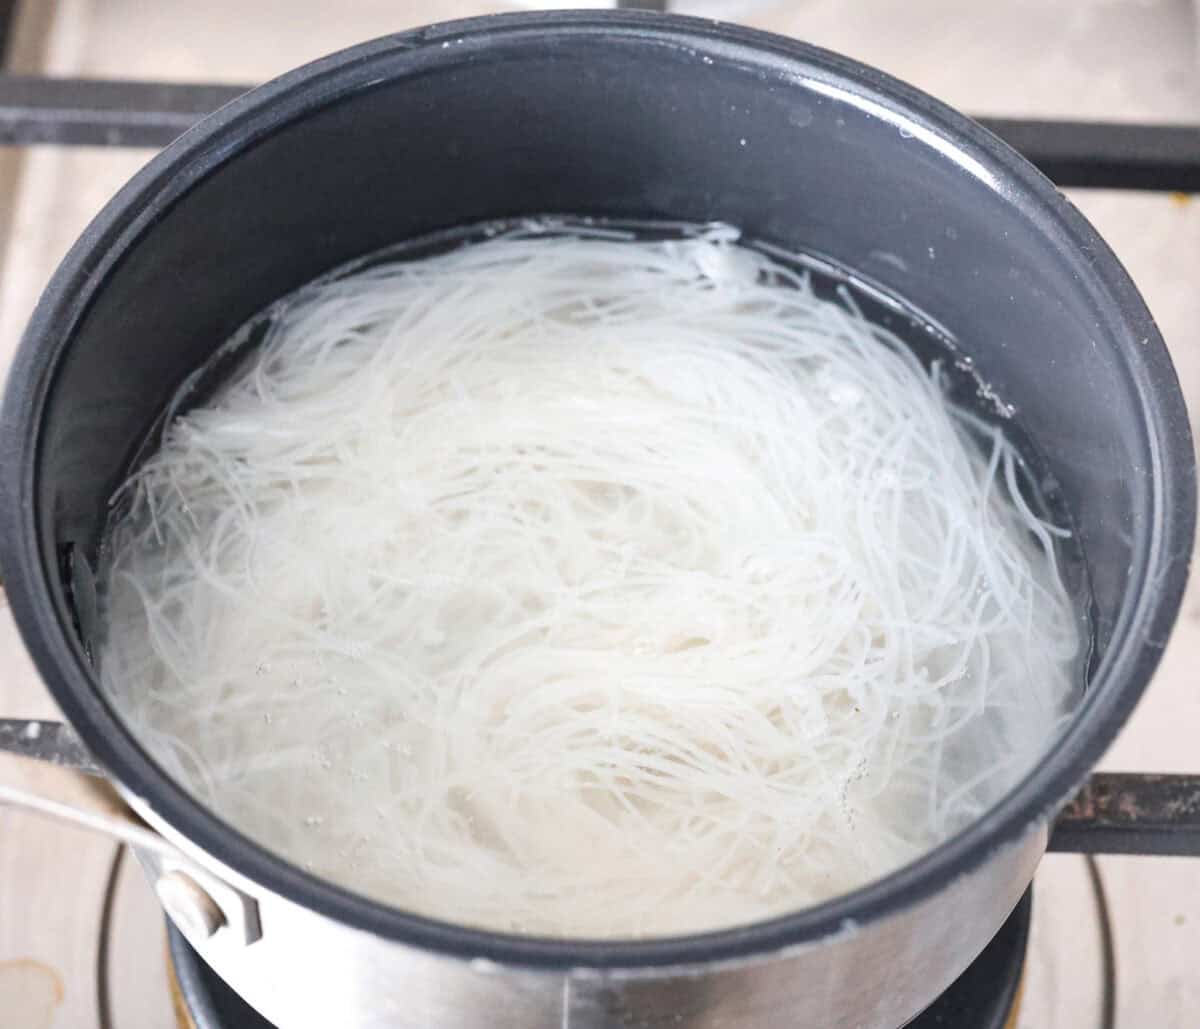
[{"left": 97, "top": 227, "right": 1080, "bottom": 938}]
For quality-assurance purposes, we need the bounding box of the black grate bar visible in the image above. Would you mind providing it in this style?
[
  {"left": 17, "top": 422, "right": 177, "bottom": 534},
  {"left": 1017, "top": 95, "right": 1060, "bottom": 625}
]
[
  {"left": 978, "top": 116, "right": 1200, "bottom": 192},
  {"left": 0, "top": 75, "right": 246, "bottom": 147},
  {"left": 1, "top": 75, "right": 1199, "bottom": 192},
  {"left": 0, "top": 0, "right": 19, "bottom": 67},
  {"left": 1049, "top": 773, "right": 1200, "bottom": 857}
]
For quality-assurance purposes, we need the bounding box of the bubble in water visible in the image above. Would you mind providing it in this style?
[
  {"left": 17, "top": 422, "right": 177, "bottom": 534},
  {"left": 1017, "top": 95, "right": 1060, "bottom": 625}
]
[{"left": 788, "top": 107, "right": 814, "bottom": 129}]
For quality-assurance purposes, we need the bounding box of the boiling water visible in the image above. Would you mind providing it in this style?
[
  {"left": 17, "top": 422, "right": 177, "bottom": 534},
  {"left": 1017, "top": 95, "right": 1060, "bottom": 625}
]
[{"left": 92, "top": 220, "right": 1087, "bottom": 938}]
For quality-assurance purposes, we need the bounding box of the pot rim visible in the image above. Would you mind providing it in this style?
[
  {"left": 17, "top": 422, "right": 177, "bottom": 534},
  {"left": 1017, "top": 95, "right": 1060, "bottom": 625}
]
[{"left": 1, "top": 10, "right": 1194, "bottom": 970}]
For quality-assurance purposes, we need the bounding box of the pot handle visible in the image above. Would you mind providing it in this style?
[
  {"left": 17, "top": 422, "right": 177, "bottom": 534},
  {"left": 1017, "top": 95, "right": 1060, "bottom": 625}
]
[
  {"left": 0, "top": 717, "right": 102, "bottom": 774},
  {"left": 0, "top": 717, "right": 180, "bottom": 858},
  {"left": 0, "top": 717, "right": 262, "bottom": 944}
]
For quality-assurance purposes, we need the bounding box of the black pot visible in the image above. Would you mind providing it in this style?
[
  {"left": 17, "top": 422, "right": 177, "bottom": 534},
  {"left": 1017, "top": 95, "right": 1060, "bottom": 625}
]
[{"left": 0, "top": 12, "right": 1193, "bottom": 1029}]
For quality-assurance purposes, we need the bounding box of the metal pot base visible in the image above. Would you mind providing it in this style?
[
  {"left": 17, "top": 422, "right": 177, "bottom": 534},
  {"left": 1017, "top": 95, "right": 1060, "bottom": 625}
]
[{"left": 167, "top": 893, "right": 1031, "bottom": 1029}]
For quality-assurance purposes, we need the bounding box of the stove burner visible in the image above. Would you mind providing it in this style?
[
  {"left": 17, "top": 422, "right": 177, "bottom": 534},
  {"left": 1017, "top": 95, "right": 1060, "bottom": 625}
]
[{"left": 168, "top": 892, "right": 1030, "bottom": 1029}]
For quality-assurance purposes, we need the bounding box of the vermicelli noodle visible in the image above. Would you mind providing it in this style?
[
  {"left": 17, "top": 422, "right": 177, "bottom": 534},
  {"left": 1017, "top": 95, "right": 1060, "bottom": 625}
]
[{"left": 98, "top": 226, "right": 1080, "bottom": 938}]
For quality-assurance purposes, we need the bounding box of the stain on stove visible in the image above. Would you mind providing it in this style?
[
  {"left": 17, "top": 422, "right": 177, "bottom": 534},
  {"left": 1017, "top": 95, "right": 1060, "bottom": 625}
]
[{"left": 0, "top": 958, "right": 64, "bottom": 1028}]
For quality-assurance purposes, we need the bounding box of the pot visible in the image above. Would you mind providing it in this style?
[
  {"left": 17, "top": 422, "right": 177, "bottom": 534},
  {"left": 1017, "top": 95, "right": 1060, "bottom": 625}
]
[{"left": 0, "top": 12, "right": 1194, "bottom": 1029}]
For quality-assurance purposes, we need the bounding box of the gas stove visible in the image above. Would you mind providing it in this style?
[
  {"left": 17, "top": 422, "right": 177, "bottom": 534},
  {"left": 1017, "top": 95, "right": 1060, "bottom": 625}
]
[{"left": 0, "top": 8, "right": 1198, "bottom": 1029}]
